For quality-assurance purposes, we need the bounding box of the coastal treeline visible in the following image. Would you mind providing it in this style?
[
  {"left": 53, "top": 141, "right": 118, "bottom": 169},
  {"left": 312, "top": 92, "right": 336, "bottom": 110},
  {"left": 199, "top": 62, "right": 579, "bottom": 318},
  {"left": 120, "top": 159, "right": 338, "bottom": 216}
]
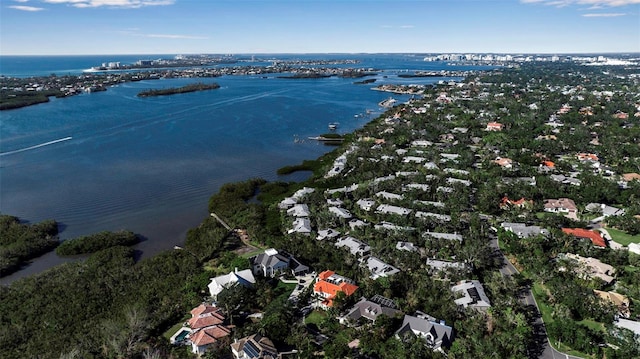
[
  {"left": 0, "top": 215, "right": 58, "bottom": 276},
  {"left": 56, "top": 230, "right": 139, "bottom": 256},
  {"left": 137, "top": 82, "right": 220, "bottom": 97}
]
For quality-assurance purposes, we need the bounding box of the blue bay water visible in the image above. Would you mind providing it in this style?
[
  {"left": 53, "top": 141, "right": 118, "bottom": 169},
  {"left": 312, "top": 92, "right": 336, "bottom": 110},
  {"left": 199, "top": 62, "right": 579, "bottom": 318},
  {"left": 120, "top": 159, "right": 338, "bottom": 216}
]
[{"left": 0, "top": 54, "right": 485, "bottom": 283}]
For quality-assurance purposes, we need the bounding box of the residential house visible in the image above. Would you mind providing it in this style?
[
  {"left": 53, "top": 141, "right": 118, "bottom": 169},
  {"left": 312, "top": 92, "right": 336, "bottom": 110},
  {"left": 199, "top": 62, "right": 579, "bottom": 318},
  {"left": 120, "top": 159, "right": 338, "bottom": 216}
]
[
  {"left": 424, "top": 161, "right": 439, "bottom": 170},
  {"left": 364, "top": 256, "right": 401, "bottom": 279},
  {"left": 278, "top": 197, "right": 297, "bottom": 210},
  {"left": 356, "top": 199, "right": 376, "bottom": 211},
  {"left": 188, "top": 303, "right": 225, "bottom": 329},
  {"left": 424, "top": 231, "right": 463, "bottom": 242},
  {"left": 403, "top": 156, "right": 427, "bottom": 164},
  {"left": 377, "top": 204, "right": 412, "bottom": 216},
  {"left": 562, "top": 228, "right": 607, "bottom": 248},
  {"left": 501, "top": 222, "right": 549, "bottom": 238},
  {"left": 550, "top": 174, "right": 582, "bottom": 186},
  {"left": 416, "top": 212, "right": 452, "bottom": 222},
  {"left": 559, "top": 253, "right": 616, "bottom": 284},
  {"left": 499, "top": 197, "right": 532, "bottom": 210},
  {"left": 614, "top": 319, "right": 640, "bottom": 337},
  {"left": 376, "top": 191, "right": 403, "bottom": 201},
  {"left": 292, "top": 187, "right": 315, "bottom": 200},
  {"left": 288, "top": 218, "right": 311, "bottom": 235},
  {"left": 494, "top": 157, "right": 513, "bottom": 168},
  {"left": 426, "top": 258, "right": 468, "bottom": 273},
  {"left": 335, "top": 236, "right": 371, "bottom": 257},
  {"left": 349, "top": 219, "right": 368, "bottom": 230},
  {"left": 316, "top": 228, "right": 340, "bottom": 241},
  {"left": 486, "top": 122, "right": 504, "bottom": 131},
  {"left": 287, "top": 204, "right": 310, "bottom": 217},
  {"left": 340, "top": 295, "right": 402, "bottom": 326},
  {"left": 447, "top": 177, "right": 472, "bottom": 186},
  {"left": 250, "top": 249, "right": 290, "bottom": 278},
  {"left": 451, "top": 280, "right": 492, "bottom": 311},
  {"left": 594, "top": 290, "right": 630, "bottom": 318},
  {"left": 313, "top": 270, "right": 359, "bottom": 309},
  {"left": 329, "top": 206, "right": 352, "bottom": 219},
  {"left": 395, "top": 313, "right": 454, "bottom": 352},
  {"left": 231, "top": 334, "right": 279, "bottom": 359},
  {"left": 577, "top": 153, "right": 599, "bottom": 162},
  {"left": 208, "top": 268, "right": 256, "bottom": 300},
  {"left": 403, "top": 183, "right": 430, "bottom": 191},
  {"left": 629, "top": 243, "right": 640, "bottom": 255},
  {"left": 544, "top": 198, "right": 578, "bottom": 220},
  {"left": 396, "top": 241, "right": 418, "bottom": 252},
  {"left": 191, "top": 325, "right": 232, "bottom": 356},
  {"left": 374, "top": 222, "right": 415, "bottom": 231}
]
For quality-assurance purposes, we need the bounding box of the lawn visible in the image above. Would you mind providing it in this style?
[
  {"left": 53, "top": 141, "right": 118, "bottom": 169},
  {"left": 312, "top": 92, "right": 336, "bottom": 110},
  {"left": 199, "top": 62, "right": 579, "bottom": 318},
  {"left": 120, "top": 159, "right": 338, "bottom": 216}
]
[
  {"left": 163, "top": 316, "right": 189, "bottom": 341},
  {"left": 305, "top": 310, "right": 327, "bottom": 326},
  {"left": 606, "top": 228, "right": 640, "bottom": 246}
]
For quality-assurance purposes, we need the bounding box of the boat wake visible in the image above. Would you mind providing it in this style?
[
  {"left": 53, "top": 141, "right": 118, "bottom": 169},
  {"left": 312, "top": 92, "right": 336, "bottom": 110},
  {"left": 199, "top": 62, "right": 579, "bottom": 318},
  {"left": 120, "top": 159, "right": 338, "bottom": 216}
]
[{"left": 0, "top": 137, "right": 73, "bottom": 156}]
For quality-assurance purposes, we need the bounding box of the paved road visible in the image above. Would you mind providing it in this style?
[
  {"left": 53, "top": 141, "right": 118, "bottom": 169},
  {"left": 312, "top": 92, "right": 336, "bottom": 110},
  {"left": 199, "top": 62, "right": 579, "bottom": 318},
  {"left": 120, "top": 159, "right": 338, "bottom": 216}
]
[{"left": 489, "top": 237, "right": 584, "bottom": 359}]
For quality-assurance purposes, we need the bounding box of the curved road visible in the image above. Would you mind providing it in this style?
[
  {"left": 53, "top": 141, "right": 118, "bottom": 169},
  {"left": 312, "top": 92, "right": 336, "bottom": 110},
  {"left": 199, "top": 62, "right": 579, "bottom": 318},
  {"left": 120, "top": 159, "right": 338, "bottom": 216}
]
[{"left": 489, "top": 236, "right": 584, "bottom": 359}]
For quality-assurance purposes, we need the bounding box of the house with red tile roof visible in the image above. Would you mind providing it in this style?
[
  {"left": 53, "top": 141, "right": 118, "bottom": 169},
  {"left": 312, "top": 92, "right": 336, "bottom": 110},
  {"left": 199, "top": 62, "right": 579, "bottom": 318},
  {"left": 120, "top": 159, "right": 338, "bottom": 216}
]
[
  {"left": 486, "top": 122, "right": 504, "bottom": 131},
  {"left": 577, "top": 153, "right": 599, "bottom": 162},
  {"left": 562, "top": 228, "right": 607, "bottom": 248},
  {"left": 500, "top": 197, "right": 532, "bottom": 209},
  {"left": 313, "top": 270, "right": 359, "bottom": 309},
  {"left": 188, "top": 303, "right": 225, "bottom": 329},
  {"left": 191, "top": 325, "right": 231, "bottom": 355}
]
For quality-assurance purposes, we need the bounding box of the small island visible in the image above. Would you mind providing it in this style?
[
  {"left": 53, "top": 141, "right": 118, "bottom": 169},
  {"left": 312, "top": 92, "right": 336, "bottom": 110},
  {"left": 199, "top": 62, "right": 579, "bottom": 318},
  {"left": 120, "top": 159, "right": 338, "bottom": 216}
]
[
  {"left": 137, "top": 82, "right": 220, "bottom": 97},
  {"left": 354, "top": 78, "right": 377, "bottom": 85}
]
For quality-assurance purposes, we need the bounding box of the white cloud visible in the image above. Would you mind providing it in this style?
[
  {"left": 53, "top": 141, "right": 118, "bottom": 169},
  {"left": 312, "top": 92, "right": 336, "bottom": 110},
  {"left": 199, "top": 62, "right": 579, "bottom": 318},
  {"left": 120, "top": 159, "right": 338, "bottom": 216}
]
[
  {"left": 522, "top": 0, "right": 640, "bottom": 6},
  {"left": 13, "top": 0, "right": 30, "bottom": 3},
  {"left": 144, "top": 34, "right": 208, "bottom": 39},
  {"left": 582, "top": 12, "right": 627, "bottom": 15},
  {"left": 42, "top": 0, "right": 175, "bottom": 8},
  {"left": 9, "top": 5, "right": 45, "bottom": 11}
]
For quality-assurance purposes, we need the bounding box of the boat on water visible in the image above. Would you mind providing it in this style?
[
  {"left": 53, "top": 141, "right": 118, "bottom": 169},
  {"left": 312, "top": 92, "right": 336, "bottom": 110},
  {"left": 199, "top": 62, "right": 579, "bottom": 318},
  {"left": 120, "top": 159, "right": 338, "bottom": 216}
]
[{"left": 328, "top": 122, "right": 339, "bottom": 130}]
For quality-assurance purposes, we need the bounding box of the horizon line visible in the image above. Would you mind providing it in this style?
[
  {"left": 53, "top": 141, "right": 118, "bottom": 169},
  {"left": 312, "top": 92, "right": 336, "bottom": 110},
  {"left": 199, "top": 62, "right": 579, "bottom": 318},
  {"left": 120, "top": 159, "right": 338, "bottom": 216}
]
[{"left": 2, "top": 51, "right": 640, "bottom": 57}]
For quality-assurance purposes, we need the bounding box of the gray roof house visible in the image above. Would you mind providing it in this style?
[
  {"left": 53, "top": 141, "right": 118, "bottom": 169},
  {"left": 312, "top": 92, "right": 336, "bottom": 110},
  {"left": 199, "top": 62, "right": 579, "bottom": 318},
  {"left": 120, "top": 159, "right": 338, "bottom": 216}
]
[
  {"left": 278, "top": 197, "right": 297, "bottom": 210},
  {"left": 339, "top": 296, "right": 402, "bottom": 326},
  {"left": 335, "top": 236, "right": 371, "bottom": 257},
  {"left": 426, "top": 258, "right": 467, "bottom": 272},
  {"left": 356, "top": 199, "right": 376, "bottom": 211},
  {"left": 250, "top": 249, "right": 290, "bottom": 278},
  {"left": 288, "top": 218, "right": 311, "bottom": 235},
  {"left": 395, "top": 313, "right": 453, "bottom": 352},
  {"left": 396, "top": 241, "right": 418, "bottom": 252},
  {"left": 316, "top": 228, "right": 340, "bottom": 241},
  {"left": 451, "top": 280, "right": 492, "bottom": 311},
  {"left": 329, "top": 206, "right": 352, "bottom": 219},
  {"left": 375, "top": 222, "right": 415, "bottom": 231},
  {"left": 364, "top": 256, "right": 401, "bottom": 279},
  {"left": 287, "top": 204, "right": 310, "bottom": 217},
  {"left": 501, "top": 222, "right": 549, "bottom": 238},
  {"left": 424, "top": 231, "right": 463, "bottom": 242}
]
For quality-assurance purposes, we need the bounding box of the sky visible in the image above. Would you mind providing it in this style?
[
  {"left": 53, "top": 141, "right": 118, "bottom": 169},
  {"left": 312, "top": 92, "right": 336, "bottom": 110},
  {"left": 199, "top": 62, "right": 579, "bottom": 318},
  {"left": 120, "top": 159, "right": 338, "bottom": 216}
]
[{"left": 1, "top": 0, "right": 638, "bottom": 55}]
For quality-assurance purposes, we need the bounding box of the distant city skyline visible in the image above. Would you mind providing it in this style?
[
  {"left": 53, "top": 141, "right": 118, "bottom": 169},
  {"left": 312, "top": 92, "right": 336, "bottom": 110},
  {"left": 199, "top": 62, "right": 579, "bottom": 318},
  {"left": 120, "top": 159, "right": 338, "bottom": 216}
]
[{"left": 1, "top": 0, "right": 639, "bottom": 55}]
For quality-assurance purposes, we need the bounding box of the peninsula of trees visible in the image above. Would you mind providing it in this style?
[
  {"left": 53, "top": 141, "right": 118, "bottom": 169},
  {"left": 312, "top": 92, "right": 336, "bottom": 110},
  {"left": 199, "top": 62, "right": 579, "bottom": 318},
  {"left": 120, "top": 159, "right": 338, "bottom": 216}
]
[{"left": 137, "top": 82, "right": 220, "bottom": 97}]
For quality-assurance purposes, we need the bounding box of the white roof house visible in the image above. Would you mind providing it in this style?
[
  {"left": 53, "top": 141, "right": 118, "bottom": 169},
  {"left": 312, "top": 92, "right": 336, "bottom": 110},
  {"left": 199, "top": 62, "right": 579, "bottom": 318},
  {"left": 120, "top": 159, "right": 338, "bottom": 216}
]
[
  {"left": 403, "top": 183, "right": 430, "bottom": 191},
  {"left": 349, "top": 219, "right": 368, "bottom": 230},
  {"left": 375, "top": 221, "right": 415, "bottom": 231},
  {"left": 424, "top": 161, "right": 439, "bottom": 170},
  {"left": 395, "top": 314, "right": 453, "bottom": 352},
  {"left": 416, "top": 212, "right": 452, "bottom": 222},
  {"left": 375, "top": 191, "right": 403, "bottom": 201},
  {"left": 396, "top": 241, "right": 418, "bottom": 252},
  {"left": 447, "top": 178, "right": 472, "bottom": 186},
  {"left": 329, "top": 206, "right": 352, "bottom": 219},
  {"left": 403, "top": 156, "right": 427, "bottom": 164},
  {"left": 208, "top": 268, "right": 256, "bottom": 300},
  {"left": 292, "top": 187, "right": 315, "bottom": 200},
  {"left": 278, "top": 197, "right": 297, "bottom": 209},
  {"left": 377, "top": 204, "right": 412, "bottom": 216},
  {"left": 356, "top": 199, "right": 376, "bottom": 211}
]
